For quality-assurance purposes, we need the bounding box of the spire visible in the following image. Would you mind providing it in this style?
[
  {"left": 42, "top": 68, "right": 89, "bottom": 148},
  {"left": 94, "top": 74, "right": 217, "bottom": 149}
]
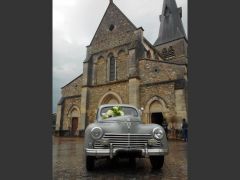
[
  {"left": 109, "top": 0, "right": 113, "bottom": 4},
  {"left": 154, "top": 0, "right": 186, "bottom": 46}
]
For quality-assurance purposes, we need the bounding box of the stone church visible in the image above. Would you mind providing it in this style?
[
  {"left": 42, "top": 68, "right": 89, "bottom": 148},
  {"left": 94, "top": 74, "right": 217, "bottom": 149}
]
[{"left": 55, "top": 0, "right": 188, "bottom": 136}]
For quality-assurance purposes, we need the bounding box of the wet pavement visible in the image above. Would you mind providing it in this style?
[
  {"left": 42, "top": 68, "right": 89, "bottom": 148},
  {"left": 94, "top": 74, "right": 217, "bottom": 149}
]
[{"left": 53, "top": 136, "right": 187, "bottom": 180}]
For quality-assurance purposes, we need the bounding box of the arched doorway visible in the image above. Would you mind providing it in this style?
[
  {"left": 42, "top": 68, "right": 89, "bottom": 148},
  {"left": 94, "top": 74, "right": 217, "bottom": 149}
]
[
  {"left": 150, "top": 100, "right": 165, "bottom": 126},
  {"left": 144, "top": 96, "right": 169, "bottom": 124},
  {"left": 71, "top": 109, "right": 79, "bottom": 136},
  {"left": 99, "top": 92, "right": 123, "bottom": 105},
  {"left": 151, "top": 112, "right": 164, "bottom": 125},
  {"left": 67, "top": 106, "right": 80, "bottom": 136},
  {"left": 107, "top": 98, "right": 119, "bottom": 104}
]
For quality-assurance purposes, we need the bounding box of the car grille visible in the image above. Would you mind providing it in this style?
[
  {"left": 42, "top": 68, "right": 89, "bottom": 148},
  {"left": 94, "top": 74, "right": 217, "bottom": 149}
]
[{"left": 94, "top": 133, "right": 162, "bottom": 149}]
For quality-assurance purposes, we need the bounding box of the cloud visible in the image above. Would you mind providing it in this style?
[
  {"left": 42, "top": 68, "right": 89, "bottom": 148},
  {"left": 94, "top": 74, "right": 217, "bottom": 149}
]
[{"left": 52, "top": 0, "right": 188, "bottom": 112}]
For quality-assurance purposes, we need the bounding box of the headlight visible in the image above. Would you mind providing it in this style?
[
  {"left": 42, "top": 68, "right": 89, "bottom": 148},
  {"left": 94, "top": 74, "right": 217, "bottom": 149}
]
[
  {"left": 152, "top": 127, "right": 164, "bottom": 140},
  {"left": 90, "top": 127, "right": 103, "bottom": 140}
]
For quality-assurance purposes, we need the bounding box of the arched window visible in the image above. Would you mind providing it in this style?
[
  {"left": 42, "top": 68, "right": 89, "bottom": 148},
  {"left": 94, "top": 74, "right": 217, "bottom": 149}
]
[
  {"left": 109, "top": 55, "right": 116, "bottom": 81},
  {"left": 162, "top": 48, "right": 168, "bottom": 58},
  {"left": 164, "top": 6, "right": 171, "bottom": 17},
  {"left": 168, "top": 46, "right": 175, "bottom": 57},
  {"left": 147, "top": 50, "right": 151, "bottom": 59}
]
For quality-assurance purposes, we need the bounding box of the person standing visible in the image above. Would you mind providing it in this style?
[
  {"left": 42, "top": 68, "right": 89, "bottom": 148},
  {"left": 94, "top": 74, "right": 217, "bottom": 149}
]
[
  {"left": 162, "top": 119, "right": 168, "bottom": 139},
  {"left": 182, "top": 119, "right": 188, "bottom": 142}
]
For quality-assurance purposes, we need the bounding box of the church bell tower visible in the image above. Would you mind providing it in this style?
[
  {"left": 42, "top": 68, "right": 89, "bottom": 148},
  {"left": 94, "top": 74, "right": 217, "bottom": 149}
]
[{"left": 154, "top": 0, "right": 187, "bottom": 65}]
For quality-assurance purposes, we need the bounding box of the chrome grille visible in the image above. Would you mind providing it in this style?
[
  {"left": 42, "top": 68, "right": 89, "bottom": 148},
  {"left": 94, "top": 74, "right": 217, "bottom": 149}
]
[{"left": 94, "top": 133, "right": 162, "bottom": 149}]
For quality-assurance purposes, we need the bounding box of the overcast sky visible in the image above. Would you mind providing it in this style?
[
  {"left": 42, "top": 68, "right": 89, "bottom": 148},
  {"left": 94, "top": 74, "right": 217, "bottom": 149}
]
[{"left": 53, "top": 0, "right": 188, "bottom": 113}]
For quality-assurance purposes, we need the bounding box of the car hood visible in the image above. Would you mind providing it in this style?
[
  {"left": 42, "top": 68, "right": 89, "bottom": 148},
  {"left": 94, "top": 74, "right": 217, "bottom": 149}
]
[{"left": 86, "top": 115, "right": 163, "bottom": 134}]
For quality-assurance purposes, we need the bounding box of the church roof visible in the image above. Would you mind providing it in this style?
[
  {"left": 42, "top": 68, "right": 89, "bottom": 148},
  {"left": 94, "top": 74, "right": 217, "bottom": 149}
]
[
  {"left": 57, "top": 95, "right": 81, "bottom": 105},
  {"left": 154, "top": 0, "right": 187, "bottom": 46},
  {"left": 61, "top": 74, "right": 82, "bottom": 89}
]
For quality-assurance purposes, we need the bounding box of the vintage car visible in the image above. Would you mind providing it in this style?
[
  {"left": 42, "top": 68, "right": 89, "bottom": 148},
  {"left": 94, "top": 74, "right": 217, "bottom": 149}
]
[{"left": 84, "top": 104, "right": 168, "bottom": 170}]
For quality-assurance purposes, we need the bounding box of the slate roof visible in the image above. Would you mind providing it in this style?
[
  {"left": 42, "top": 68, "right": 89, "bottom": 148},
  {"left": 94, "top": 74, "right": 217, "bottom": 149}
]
[
  {"left": 57, "top": 95, "right": 81, "bottom": 105},
  {"left": 154, "top": 0, "right": 187, "bottom": 46}
]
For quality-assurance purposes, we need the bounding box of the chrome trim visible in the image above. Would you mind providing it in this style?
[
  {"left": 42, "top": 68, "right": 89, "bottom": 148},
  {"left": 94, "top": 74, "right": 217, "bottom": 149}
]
[
  {"left": 94, "top": 133, "right": 163, "bottom": 150},
  {"left": 104, "top": 133, "right": 152, "bottom": 136},
  {"left": 85, "top": 148, "right": 168, "bottom": 157},
  {"left": 110, "top": 143, "right": 113, "bottom": 159},
  {"left": 144, "top": 143, "right": 149, "bottom": 157}
]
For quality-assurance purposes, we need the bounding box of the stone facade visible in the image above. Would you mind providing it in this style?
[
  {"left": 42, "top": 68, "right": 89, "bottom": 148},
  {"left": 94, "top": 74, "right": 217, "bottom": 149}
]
[
  {"left": 140, "top": 83, "right": 176, "bottom": 123},
  {"left": 139, "top": 59, "right": 186, "bottom": 84},
  {"left": 56, "top": 0, "right": 188, "bottom": 136},
  {"left": 62, "top": 75, "right": 83, "bottom": 97},
  {"left": 87, "top": 81, "right": 129, "bottom": 124},
  {"left": 88, "top": 2, "right": 136, "bottom": 54},
  {"left": 155, "top": 39, "right": 188, "bottom": 64}
]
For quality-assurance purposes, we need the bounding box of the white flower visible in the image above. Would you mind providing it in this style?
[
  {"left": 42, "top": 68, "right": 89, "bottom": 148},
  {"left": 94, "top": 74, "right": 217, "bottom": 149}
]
[
  {"left": 120, "top": 111, "right": 124, "bottom": 116},
  {"left": 106, "top": 110, "right": 114, "bottom": 116},
  {"left": 102, "top": 114, "right": 108, "bottom": 119}
]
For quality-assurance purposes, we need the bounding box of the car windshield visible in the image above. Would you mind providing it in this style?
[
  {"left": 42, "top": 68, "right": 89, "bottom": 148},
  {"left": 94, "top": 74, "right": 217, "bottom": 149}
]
[{"left": 100, "top": 106, "right": 138, "bottom": 119}]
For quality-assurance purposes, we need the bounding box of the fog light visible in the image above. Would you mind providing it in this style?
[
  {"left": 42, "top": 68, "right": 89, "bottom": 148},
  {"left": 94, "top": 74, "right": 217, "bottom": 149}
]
[
  {"left": 99, "top": 139, "right": 109, "bottom": 146},
  {"left": 148, "top": 139, "right": 158, "bottom": 146}
]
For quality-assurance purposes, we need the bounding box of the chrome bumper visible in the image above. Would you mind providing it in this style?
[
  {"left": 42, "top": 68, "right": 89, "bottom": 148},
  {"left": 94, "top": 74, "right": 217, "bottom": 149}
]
[{"left": 85, "top": 148, "right": 168, "bottom": 158}]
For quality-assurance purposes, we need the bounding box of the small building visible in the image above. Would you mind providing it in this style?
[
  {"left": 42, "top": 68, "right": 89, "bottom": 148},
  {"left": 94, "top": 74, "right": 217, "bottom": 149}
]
[{"left": 55, "top": 0, "right": 188, "bottom": 136}]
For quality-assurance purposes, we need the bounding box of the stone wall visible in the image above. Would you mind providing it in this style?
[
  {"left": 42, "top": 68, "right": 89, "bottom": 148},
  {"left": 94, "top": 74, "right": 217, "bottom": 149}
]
[
  {"left": 87, "top": 81, "right": 129, "bottom": 123},
  {"left": 139, "top": 59, "right": 186, "bottom": 84},
  {"left": 154, "top": 38, "right": 188, "bottom": 64},
  {"left": 93, "top": 48, "right": 129, "bottom": 85},
  {"left": 116, "top": 50, "right": 128, "bottom": 80},
  {"left": 88, "top": 3, "right": 136, "bottom": 54},
  {"left": 140, "top": 83, "right": 176, "bottom": 123},
  {"left": 95, "top": 56, "right": 107, "bottom": 84},
  {"left": 62, "top": 75, "right": 82, "bottom": 97},
  {"left": 174, "top": 89, "right": 187, "bottom": 120}
]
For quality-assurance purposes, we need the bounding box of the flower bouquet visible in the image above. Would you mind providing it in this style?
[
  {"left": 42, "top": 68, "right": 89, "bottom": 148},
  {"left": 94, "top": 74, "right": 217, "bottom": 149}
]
[{"left": 102, "top": 106, "right": 124, "bottom": 119}]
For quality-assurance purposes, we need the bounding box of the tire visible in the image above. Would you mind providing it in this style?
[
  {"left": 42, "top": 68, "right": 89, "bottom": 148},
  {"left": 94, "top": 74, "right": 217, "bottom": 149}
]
[
  {"left": 150, "top": 156, "right": 164, "bottom": 169},
  {"left": 86, "top": 156, "right": 95, "bottom": 171}
]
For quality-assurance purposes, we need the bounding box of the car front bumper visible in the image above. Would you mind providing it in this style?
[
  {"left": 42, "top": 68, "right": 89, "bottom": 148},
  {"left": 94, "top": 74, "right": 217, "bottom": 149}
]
[{"left": 85, "top": 147, "right": 168, "bottom": 158}]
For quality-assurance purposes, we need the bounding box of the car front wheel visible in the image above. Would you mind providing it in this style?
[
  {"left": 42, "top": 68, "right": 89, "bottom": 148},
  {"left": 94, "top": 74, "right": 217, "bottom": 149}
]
[
  {"left": 150, "top": 156, "right": 164, "bottom": 169},
  {"left": 86, "top": 156, "right": 95, "bottom": 171}
]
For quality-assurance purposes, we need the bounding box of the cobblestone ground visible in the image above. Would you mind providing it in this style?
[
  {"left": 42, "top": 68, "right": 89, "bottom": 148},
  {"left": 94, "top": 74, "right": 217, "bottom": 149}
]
[{"left": 53, "top": 136, "right": 188, "bottom": 180}]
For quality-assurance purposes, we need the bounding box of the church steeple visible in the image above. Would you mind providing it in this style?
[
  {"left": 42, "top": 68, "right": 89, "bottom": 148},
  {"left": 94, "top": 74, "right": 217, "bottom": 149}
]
[{"left": 154, "top": 0, "right": 186, "bottom": 46}]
